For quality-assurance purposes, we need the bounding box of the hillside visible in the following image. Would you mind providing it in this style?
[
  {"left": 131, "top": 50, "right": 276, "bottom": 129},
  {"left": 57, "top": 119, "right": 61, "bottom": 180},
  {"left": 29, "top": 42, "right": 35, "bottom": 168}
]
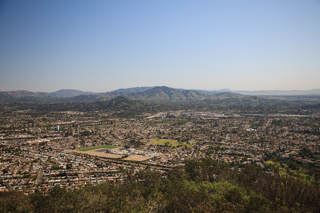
[
  {"left": 125, "top": 86, "right": 250, "bottom": 102},
  {"left": 49, "top": 89, "right": 93, "bottom": 97},
  {"left": 1, "top": 87, "right": 319, "bottom": 109},
  {"left": 0, "top": 87, "right": 247, "bottom": 103},
  {"left": 235, "top": 89, "right": 320, "bottom": 96},
  {"left": 125, "top": 86, "right": 210, "bottom": 101},
  {"left": 1, "top": 159, "right": 319, "bottom": 212},
  {"left": 111, "top": 86, "right": 154, "bottom": 94},
  {"left": 0, "top": 89, "right": 92, "bottom": 103}
]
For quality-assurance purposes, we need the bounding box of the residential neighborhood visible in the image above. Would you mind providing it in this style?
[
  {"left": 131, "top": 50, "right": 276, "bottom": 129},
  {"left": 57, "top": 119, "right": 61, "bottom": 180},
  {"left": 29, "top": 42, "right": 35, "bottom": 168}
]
[{"left": 1, "top": 108, "right": 319, "bottom": 194}]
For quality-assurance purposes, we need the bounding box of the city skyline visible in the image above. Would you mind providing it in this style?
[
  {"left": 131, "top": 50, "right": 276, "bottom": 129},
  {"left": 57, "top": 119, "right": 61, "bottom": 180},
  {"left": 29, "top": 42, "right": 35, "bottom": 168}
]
[{"left": 1, "top": 0, "right": 320, "bottom": 92}]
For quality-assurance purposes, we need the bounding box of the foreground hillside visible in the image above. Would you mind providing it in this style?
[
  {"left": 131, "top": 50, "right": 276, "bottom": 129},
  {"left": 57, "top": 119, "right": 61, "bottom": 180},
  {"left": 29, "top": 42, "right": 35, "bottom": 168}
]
[{"left": 1, "top": 159, "right": 319, "bottom": 212}]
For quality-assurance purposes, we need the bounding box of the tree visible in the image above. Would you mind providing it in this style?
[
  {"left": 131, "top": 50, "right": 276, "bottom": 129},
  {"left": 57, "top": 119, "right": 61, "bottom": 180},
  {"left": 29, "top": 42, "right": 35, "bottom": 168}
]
[{"left": 66, "top": 163, "right": 72, "bottom": 170}]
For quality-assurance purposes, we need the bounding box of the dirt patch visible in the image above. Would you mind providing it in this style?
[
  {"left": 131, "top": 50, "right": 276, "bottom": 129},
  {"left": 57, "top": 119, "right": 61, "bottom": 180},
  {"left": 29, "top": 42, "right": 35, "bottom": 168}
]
[
  {"left": 122, "top": 155, "right": 154, "bottom": 162},
  {"left": 72, "top": 149, "right": 124, "bottom": 159}
]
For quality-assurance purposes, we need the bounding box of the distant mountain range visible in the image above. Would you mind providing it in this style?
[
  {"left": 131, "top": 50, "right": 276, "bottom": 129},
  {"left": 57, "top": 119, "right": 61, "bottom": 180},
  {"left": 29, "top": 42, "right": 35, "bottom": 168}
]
[
  {"left": 234, "top": 89, "right": 320, "bottom": 96},
  {"left": 0, "top": 86, "right": 319, "bottom": 103},
  {"left": 48, "top": 89, "right": 93, "bottom": 97}
]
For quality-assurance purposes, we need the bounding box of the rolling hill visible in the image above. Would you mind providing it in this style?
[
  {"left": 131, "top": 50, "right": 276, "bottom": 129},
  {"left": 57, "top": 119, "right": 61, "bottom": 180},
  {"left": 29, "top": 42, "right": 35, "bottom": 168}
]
[
  {"left": 1, "top": 86, "right": 319, "bottom": 105},
  {"left": 124, "top": 86, "right": 209, "bottom": 101},
  {"left": 0, "top": 87, "right": 245, "bottom": 103}
]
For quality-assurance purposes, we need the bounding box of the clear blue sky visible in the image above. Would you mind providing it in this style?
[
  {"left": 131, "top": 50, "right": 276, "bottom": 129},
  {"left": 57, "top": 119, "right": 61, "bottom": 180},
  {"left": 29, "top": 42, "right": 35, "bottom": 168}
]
[{"left": 0, "top": 0, "right": 319, "bottom": 92}]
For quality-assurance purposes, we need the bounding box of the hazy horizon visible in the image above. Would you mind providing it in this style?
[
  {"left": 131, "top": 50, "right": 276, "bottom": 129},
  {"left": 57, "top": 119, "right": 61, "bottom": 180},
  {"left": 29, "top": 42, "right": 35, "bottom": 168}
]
[
  {"left": 1, "top": 86, "right": 320, "bottom": 94},
  {"left": 1, "top": 0, "right": 319, "bottom": 92}
]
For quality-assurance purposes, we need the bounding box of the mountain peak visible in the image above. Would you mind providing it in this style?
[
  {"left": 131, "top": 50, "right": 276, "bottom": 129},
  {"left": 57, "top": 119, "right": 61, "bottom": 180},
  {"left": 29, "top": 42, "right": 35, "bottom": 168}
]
[{"left": 50, "top": 89, "right": 93, "bottom": 97}]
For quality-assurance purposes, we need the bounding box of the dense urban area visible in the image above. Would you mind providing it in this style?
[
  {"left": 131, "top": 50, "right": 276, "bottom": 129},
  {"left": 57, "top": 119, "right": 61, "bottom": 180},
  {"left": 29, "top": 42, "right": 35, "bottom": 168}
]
[{"left": 0, "top": 92, "right": 320, "bottom": 212}]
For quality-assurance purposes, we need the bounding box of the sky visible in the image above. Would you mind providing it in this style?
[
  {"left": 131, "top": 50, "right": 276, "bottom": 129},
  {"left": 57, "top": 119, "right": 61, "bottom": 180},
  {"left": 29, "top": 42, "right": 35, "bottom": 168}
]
[{"left": 0, "top": 0, "right": 319, "bottom": 92}]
